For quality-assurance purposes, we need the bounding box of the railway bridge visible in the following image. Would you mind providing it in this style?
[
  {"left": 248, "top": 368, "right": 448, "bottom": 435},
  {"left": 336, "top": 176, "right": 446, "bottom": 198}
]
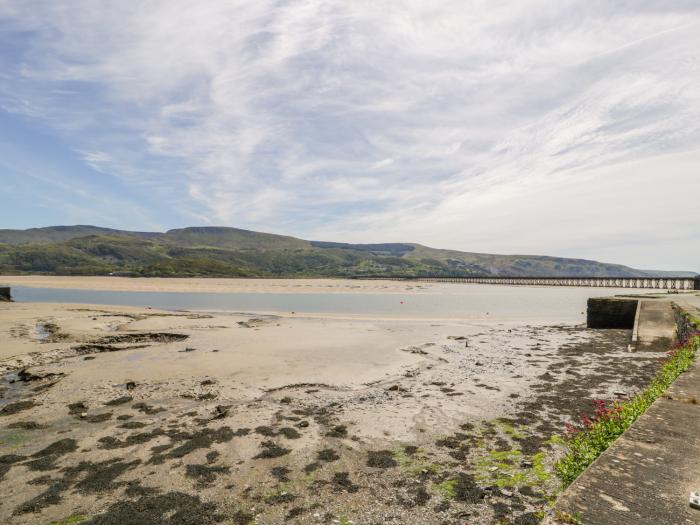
[{"left": 392, "top": 276, "right": 700, "bottom": 290}]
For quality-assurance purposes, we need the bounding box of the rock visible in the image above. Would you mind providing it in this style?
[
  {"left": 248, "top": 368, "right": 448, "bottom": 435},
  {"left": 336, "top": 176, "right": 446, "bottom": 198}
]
[
  {"left": 80, "top": 412, "right": 87, "bottom": 418},
  {"left": 212, "top": 405, "right": 231, "bottom": 419},
  {"left": 17, "top": 368, "right": 62, "bottom": 382},
  {"left": 125, "top": 381, "right": 137, "bottom": 390}
]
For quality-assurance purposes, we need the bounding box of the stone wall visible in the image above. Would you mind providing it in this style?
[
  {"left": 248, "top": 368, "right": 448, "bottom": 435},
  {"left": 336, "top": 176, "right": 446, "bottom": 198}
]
[
  {"left": 674, "top": 305, "right": 699, "bottom": 343},
  {"left": 586, "top": 297, "right": 638, "bottom": 329}
]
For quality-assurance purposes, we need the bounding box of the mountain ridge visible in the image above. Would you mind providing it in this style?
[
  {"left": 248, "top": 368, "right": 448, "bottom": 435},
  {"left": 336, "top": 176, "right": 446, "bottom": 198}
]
[{"left": 0, "top": 225, "right": 695, "bottom": 278}]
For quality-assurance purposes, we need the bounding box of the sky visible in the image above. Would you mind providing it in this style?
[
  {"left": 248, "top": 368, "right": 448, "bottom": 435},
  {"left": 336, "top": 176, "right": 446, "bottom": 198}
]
[{"left": 0, "top": 1, "right": 698, "bottom": 271}]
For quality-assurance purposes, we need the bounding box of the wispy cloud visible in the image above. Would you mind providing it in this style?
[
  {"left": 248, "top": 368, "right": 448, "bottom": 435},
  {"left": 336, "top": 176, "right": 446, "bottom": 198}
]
[{"left": 0, "top": 1, "right": 698, "bottom": 269}]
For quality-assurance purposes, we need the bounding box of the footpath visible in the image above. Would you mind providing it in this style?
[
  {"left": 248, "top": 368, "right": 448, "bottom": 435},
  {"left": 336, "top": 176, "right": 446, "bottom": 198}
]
[{"left": 546, "top": 299, "right": 700, "bottom": 525}]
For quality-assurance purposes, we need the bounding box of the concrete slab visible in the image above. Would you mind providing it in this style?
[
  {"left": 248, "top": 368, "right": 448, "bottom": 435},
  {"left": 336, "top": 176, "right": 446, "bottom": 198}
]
[{"left": 636, "top": 300, "right": 676, "bottom": 351}]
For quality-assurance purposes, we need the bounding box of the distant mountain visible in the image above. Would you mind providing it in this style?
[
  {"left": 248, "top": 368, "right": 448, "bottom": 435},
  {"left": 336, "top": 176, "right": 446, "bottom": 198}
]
[
  {"left": 0, "top": 225, "right": 157, "bottom": 244},
  {"left": 0, "top": 225, "right": 693, "bottom": 278}
]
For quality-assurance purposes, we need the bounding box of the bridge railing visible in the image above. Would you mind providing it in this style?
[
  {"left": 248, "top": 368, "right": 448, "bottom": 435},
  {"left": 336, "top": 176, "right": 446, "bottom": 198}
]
[{"left": 353, "top": 276, "right": 699, "bottom": 290}]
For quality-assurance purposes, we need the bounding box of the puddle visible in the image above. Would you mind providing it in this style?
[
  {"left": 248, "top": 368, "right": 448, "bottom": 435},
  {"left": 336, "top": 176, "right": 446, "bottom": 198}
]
[
  {"left": 0, "top": 372, "right": 24, "bottom": 407},
  {"left": 35, "top": 324, "right": 50, "bottom": 342}
]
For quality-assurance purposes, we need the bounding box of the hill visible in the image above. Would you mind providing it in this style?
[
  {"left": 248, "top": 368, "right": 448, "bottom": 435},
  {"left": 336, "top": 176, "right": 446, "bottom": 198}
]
[{"left": 0, "top": 225, "right": 693, "bottom": 278}]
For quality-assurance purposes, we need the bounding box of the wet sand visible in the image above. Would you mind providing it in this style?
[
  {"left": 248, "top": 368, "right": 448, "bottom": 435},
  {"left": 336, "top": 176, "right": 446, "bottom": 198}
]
[{"left": 0, "top": 300, "right": 664, "bottom": 524}]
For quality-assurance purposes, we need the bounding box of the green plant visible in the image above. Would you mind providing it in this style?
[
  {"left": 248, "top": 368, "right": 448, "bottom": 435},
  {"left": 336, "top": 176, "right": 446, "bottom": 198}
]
[
  {"left": 435, "top": 478, "right": 458, "bottom": 499},
  {"left": 555, "top": 319, "right": 700, "bottom": 486}
]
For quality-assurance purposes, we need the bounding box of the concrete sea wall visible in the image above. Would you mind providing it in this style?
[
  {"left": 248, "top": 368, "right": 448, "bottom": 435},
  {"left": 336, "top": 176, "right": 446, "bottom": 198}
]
[
  {"left": 0, "top": 286, "right": 11, "bottom": 301},
  {"left": 586, "top": 297, "right": 638, "bottom": 329}
]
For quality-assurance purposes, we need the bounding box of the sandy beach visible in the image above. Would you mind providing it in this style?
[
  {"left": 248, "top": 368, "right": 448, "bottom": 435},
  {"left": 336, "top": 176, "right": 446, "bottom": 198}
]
[
  {"left": 0, "top": 289, "right": 665, "bottom": 524},
  {"left": 0, "top": 275, "right": 439, "bottom": 295}
]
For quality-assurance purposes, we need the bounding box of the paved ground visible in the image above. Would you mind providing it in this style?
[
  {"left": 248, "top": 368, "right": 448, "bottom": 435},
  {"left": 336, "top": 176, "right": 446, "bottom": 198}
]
[
  {"left": 636, "top": 300, "right": 677, "bottom": 351},
  {"left": 547, "top": 302, "right": 700, "bottom": 525}
]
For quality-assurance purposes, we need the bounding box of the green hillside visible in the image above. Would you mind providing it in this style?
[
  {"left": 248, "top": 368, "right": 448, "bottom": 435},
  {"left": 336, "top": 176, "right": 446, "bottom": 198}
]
[{"left": 0, "top": 225, "right": 691, "bottom": 278}]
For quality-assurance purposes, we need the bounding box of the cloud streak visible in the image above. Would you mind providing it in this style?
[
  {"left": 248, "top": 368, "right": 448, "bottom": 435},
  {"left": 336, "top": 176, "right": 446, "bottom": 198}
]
[{"left": 0, "top": 1, "right": 698, "bottom": 269}]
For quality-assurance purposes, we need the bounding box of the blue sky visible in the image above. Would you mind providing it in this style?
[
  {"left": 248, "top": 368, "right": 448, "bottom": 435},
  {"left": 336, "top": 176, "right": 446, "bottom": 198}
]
[{"left": 0, "top": 1, "right": 698, "bottom": 271}]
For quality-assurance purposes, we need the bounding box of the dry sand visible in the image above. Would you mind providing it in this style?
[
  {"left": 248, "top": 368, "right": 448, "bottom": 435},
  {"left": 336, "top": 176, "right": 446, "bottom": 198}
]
[{"left": 0, "top": 297, "right": 666, "bottom": 525}]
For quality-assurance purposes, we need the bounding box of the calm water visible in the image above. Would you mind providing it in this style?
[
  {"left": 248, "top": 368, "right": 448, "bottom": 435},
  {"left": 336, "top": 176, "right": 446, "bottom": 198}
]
[{"left": 10, "top": 285, "right": 646, "bottom": 323}]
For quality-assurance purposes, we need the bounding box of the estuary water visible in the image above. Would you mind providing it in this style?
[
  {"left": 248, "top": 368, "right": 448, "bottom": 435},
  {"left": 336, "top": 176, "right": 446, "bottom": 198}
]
[{"left": 9, "top": 284, "right": 646, "bottom": 323}]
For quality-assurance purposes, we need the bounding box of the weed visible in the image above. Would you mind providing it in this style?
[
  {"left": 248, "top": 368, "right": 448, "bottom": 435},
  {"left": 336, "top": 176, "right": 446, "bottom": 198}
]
[{"left": 435, "top": 479, "right": 458, "bottom": 499}]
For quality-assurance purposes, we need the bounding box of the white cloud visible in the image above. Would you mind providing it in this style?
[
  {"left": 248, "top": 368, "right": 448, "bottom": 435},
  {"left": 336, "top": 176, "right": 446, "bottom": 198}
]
[{"left": 0, "top": 0, "right": 698, "bottom": 269}]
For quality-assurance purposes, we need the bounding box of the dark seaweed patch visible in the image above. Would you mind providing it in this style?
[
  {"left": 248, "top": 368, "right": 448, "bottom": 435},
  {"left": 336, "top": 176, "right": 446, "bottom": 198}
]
[
  {"left": 119, "top": 421, "right": 147, "bottom": 429},
  {"left": 149, "top": 426, "right": 236, "bottom": 464},
  {"left": 23, "top": 438, "right": 78, "bottom": 472},
  {"left": 86, "top": 412, "right": 113, "bottom": 423},
  {"left": 367, "top": 450, "right": 397, "bottom": 468},
  {"left": 105, "top": 396, "right": 133, "bottom": 406},
  {"left": 73, "top": 458, "right": 142, "bottom": 493},
  {"left": 84, "top": 491, "right": 222, "bottom": 524},
  {"left": 68, "top": 402, "right": 87, "bottom": 415},
  {"left": 286, "top": 507, "right": 306, "bottom": 519},
  {"left": 254, "top": 425, "right": 276, "bottom": 437},
  {"left": 230, "top": 510, "right": 255, "bottom": 525},
  {"left": 451, "top": 473, "right": 485, "bottom": 503},
  {"left": 0, "top": 454, "right": 25, "bottom": 481},
  {"left": 330, "top": 471, "right": 359, "bottom": 493},
  {"left": 317, "top": 448, "right": 340, "bottom": 462},
  {"left": 185, "top": 463, "right": 230, "bottom": 487},
  {"left": 6, "top": 420, "right": 48, "bottom": 430},
  {"left": 271, "top": 465, "right": 291, "bottom": 482},
  {"left": 132, "top": 402, "right": 166, "bottom": 415},
  {"left": 124, "top": 480, "right": 160, "bottom": 498},
  {"left": 253, "top": 440, "right": 291, "bottom": 459},
  {"left": 1, "top": 400, "right": 35, "bottom": 416},
  {"left": 98, "top": 430, "right": 164, "bottom": 449},
  {"left": 14, "top": 458, "right": 141, "bottom": 515},
  {"left": 303, "top": 462, "right": 320, "bottom": 473},
  {"left": 278, "top": 427, "right": 301, "bottom": 439}
]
